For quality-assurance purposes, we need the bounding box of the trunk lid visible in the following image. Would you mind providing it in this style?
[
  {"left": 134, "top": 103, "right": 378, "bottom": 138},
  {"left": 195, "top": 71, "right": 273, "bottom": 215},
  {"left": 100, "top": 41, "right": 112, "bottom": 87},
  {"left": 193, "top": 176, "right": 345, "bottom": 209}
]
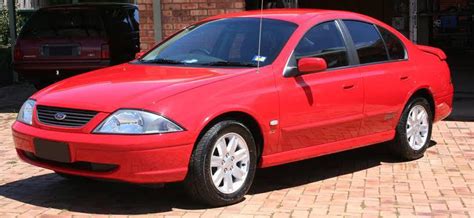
[{"left": 417, "top": 45, "right": 447, "bottom": 60}]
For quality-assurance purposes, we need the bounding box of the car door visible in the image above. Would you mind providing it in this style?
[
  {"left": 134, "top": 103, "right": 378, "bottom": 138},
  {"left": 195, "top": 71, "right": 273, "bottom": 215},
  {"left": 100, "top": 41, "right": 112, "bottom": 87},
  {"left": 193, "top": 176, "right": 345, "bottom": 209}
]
[
  {"left": 341, "top": 20, "right": 415, "bottom": 136},
  {"left": 277, "top": 20, "right": 364, "bottom": 152}
]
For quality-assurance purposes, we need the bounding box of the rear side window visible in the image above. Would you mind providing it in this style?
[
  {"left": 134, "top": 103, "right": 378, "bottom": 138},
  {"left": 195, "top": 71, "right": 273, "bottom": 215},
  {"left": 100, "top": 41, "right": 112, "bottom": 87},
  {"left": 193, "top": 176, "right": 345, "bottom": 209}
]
[
  {"left": 129, "top": 8, "right": 139, "bottom": 31},
  {"left": 103, "top": 8, "right": 133, "bottom": 33},
  {"left": 343, "top": 20, "right": 388, "bottom": 64},
  {"left": 377, "top": 26, "right": 407, "bottom": 60},
  {"left": 21, "top": 9, "right": 105, "bottom": 38},
  {"left": 294, "top": 21, "right": 349, "bottom": 69}
]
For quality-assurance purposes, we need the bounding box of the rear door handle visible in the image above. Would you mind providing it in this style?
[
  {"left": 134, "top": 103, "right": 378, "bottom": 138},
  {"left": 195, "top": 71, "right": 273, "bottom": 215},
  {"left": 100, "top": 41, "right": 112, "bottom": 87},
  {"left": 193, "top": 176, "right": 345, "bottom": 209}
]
[
  {"left": 343, "top": 84, "right": 355, "bottom": 90},
  {"left": 400, "top": 75, "right": 409, "bottom": 80}
]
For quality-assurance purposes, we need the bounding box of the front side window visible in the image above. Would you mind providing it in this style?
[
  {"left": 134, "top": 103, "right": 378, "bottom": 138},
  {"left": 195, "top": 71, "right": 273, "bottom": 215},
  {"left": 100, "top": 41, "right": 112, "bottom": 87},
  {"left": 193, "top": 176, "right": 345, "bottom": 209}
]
[
  {"left": 294, "top": 21, "right": 349, "bottom": 69},
  {"left": 140, "top": 18, "right": 297, "bottom": 67},
  {"left": 377, "top": 26, "right": 407, "bottom": 60},
  {"left": 344, "top": 20, "right": 389, "bottom": 64}
]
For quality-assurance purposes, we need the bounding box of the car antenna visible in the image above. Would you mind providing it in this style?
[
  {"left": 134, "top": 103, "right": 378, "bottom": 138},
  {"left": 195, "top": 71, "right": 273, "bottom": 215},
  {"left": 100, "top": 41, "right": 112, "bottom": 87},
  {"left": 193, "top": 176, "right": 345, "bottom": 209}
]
[{"left": 256, "top": 0, "right": 264, "bottom": 73}]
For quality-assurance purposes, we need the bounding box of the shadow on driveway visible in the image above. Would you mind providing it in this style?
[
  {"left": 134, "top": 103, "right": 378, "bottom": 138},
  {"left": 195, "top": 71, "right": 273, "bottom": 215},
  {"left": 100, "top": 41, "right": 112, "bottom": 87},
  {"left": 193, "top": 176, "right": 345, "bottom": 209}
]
[
  {"left": 446, "top": 95, "right": 474, "bottom": 121},
  {"left": 0, "top": 83, "right": 36, "bottom": 113},
  {"left": 0, "top": 141, "right": 436, "bottom": 214}
]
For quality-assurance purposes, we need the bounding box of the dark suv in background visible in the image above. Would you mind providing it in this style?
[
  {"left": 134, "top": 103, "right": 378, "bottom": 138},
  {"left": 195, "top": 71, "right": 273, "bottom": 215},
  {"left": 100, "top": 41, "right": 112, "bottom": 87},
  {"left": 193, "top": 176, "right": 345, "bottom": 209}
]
[{"left": 13, "top": 3, "right": 140, "bottom": 89}]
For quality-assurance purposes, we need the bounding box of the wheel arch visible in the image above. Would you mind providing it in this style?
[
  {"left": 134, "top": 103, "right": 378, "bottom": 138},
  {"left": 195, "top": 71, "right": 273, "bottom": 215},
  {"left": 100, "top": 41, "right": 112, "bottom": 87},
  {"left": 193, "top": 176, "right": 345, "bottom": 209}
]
[
  {"left": 194, "top": 111, "right": 265, "bottom": 163},
  {"left": 405, "top": 87, "right": 436, "bottom": 120}
]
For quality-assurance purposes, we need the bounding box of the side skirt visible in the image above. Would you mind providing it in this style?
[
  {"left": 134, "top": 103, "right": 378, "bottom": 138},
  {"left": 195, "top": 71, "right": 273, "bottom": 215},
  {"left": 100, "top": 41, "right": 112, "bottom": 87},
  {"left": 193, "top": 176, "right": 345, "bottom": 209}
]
[{"left": 260, "top": 130, "right": 395, "bottom": 168}]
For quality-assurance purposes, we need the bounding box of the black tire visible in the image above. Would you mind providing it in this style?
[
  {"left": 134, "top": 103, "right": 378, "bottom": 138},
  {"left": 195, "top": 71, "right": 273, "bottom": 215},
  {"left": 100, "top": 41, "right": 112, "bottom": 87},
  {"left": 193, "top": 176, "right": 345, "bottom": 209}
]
[
  {"left": 185, "top": 120, "right": 257, "bottom": 206},
  {"left": 391, "top": 97, "right": 433, "bottom": 160}
]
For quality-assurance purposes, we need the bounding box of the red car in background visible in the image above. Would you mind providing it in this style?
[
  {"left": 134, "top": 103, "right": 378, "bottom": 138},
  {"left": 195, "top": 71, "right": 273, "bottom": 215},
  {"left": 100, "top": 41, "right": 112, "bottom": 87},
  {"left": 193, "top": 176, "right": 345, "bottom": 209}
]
[
  {"left": 13, "top": 3, "right": 140, "bottom": 89},
  {"left": 12, "top": 10, "right": 453, "bottom": 206}
]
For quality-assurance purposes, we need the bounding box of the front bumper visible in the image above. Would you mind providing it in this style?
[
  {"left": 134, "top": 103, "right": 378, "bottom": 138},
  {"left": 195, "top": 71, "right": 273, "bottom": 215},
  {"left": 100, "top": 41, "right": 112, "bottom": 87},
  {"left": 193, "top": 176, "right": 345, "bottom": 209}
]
[{"left": 12, "top": 121, "right": 194, "bottom": 184}]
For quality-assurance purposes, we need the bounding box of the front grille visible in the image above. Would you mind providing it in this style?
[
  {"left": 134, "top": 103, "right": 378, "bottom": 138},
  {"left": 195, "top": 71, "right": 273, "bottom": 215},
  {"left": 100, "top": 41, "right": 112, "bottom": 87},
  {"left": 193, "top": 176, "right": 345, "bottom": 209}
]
[{"left": 36, "top": 105, "right": 97, "bottom": 127}]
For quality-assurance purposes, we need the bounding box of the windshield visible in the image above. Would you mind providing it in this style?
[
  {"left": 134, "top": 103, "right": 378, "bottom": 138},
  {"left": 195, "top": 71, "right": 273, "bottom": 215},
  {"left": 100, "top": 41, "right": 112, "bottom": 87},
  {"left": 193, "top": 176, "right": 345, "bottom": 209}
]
[
  {"left": 21, "top": 9, "right": 105, "bottom": 38},
  {"left": 140, "top": 18, "right": 297, "bottom": 67}
]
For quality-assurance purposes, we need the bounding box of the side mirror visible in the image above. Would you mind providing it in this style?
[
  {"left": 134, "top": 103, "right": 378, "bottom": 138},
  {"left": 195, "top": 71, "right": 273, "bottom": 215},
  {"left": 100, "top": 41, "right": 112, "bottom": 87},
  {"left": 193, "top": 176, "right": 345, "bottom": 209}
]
[
  {"left": 135, "top": 52, "right": 145, "bottom": 59},
  {"left": 297, "top": 57, "right": 327, "bottom": 74}
]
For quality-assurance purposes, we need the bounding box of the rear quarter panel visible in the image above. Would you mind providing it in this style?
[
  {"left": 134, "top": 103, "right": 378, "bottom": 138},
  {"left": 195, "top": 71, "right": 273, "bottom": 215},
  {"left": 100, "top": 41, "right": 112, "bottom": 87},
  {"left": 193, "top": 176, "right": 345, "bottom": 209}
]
[
  {"left": 351, "top": 12, "right": 453, "bottom": 123},
  {"left": 408, "top": 48, "right": 453, "bottom": 121}
]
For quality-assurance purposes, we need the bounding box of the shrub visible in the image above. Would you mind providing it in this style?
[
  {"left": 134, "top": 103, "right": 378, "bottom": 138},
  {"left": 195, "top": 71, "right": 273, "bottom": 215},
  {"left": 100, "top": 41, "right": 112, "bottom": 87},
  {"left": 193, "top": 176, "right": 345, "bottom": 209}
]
[
  {"left": 0, "top": 7, "right": 29, "bottom": 46},
  {"left": 0, "top": 9, "right": 8, "bottom": 45}
]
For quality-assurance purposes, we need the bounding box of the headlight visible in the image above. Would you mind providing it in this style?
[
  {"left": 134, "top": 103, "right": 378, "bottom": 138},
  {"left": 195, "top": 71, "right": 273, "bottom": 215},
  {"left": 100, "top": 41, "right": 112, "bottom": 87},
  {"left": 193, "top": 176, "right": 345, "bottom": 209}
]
[
  {"left": 17, "top": 99, "right": 36, "bottom": 125},
  {"left": 94, "top": 109, "right": 184, "bottom": 134}
]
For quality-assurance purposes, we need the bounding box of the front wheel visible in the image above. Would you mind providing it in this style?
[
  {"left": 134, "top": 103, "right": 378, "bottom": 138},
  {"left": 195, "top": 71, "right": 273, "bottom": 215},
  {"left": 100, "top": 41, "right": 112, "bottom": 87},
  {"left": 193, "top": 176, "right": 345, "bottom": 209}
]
[
  {"left": 391, "top": 97, "right": 433, "bottom": 160},
  {"left": 185, "top": 120, "right": 257, "bottom": 206}
]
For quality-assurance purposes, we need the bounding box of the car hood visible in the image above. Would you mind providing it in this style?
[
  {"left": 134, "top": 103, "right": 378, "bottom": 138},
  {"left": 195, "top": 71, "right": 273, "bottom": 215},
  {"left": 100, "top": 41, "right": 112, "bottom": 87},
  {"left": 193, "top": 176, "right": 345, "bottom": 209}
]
[{"left": 32, "top": 63, "right": 254, "bottom": 112}]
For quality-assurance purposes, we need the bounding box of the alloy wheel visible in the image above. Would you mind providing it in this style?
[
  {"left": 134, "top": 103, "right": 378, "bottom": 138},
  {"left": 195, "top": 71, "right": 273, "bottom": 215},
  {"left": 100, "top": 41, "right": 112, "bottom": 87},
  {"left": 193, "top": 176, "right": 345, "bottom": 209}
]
[
  {"left": 210, "top": 133, "right": 250, "bottom": 194},
  {"left": 406, "top": 105, "right": 429, "bottom": 150}
]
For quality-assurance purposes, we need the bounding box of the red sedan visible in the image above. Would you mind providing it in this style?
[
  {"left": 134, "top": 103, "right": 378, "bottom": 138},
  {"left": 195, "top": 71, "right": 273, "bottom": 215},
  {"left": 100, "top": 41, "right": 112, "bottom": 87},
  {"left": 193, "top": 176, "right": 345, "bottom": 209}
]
[{"left": 12, "top": 9, "right": 453, "bottom": 206}]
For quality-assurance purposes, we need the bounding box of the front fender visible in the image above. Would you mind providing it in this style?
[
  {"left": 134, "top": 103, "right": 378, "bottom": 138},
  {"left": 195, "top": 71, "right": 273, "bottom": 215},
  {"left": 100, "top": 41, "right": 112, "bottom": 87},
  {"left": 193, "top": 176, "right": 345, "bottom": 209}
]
[{"left": 146, "top": 68, "right": 281, "bottom": 157}]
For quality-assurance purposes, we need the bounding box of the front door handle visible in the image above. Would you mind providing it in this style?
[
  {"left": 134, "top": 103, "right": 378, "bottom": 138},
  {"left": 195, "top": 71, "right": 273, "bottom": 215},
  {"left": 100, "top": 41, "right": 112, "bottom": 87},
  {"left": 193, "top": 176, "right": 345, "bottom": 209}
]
[
  {"left": 400, "top": 75, "right": 409, "bottom": 80},
  {"left": 343, "top": 84, "right": 355, "bottom": 90}
]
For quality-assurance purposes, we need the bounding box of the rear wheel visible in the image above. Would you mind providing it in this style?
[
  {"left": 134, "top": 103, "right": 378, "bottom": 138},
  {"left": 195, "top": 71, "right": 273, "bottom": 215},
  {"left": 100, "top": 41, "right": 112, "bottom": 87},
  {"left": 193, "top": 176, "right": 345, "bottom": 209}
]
[
  {"left": 391, "top": 97, "right": 433, "bottom": 160},
  {"left": 185, "top": 120, "right": 257, "bottom": 206}
]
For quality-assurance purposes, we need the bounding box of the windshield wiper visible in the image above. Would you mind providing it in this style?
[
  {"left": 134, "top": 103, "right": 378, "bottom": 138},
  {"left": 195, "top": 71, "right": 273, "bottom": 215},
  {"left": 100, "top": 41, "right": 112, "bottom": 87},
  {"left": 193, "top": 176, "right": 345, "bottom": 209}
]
[
  {"left": 140, "top": 58, "right": 183, "bottom": 65},
  {"left": 204, "top": 61, "right": 257, "bottom": 67}
]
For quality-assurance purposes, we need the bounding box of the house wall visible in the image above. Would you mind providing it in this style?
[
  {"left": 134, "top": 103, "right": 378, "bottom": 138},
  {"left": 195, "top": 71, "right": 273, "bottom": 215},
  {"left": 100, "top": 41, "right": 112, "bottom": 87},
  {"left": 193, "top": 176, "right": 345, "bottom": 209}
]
[
  {"left": 138, "top": 0, "right": 155, "bottom": 50},
  {"left": 138, "top": 0, "right": 245, "bottom": 51}
]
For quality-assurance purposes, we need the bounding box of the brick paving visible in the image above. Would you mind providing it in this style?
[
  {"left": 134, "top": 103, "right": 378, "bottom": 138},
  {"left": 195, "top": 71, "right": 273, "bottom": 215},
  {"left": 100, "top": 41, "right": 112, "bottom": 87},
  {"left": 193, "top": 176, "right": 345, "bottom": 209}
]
[{"left": 0, "top": 112, "right": 473, "bottom": 217}]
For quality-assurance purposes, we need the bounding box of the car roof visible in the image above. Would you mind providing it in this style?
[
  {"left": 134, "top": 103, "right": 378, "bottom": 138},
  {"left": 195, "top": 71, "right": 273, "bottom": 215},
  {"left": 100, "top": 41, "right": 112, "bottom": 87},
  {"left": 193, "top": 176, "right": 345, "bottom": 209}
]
[
  {"left": 38, "top": 3, "right": 137, "bottom": 11},
  {"left": 205, "top": 9, "right": 355, "bottom": 24}
]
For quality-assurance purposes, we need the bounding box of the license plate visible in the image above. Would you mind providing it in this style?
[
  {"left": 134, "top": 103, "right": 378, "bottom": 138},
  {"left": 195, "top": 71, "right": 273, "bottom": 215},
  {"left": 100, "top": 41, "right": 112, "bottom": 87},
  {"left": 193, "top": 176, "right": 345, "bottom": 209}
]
[
  {"left": 43, "top": 45, "right": 79, "bottom": 56},
  {"left": 34, "top": 138, "right": 71, "bottom": 163}
]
